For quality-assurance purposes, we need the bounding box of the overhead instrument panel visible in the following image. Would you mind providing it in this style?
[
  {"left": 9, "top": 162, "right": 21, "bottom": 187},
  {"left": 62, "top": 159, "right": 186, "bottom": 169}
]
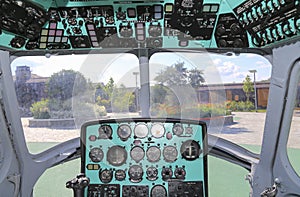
[
  {"left": 81, "top": 118, "right": 208, "bottom": 197},
  {"left": 0, "top": 0, "right": 299, "bottom": 52}
]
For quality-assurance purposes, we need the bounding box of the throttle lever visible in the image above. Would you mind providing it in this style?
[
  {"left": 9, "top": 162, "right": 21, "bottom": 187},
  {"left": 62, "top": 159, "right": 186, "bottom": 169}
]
[{"left": 66, "top": 173, "right": 90, "bottom": 197}]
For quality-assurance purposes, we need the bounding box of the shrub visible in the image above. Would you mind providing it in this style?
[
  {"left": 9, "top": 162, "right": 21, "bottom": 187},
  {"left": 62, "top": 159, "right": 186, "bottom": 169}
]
[
  {"left": 226, "top": 101, "right": 254, "bottom": 111},
  {"left": 30, "top": 99, "right": 50, "bottom": 119}
]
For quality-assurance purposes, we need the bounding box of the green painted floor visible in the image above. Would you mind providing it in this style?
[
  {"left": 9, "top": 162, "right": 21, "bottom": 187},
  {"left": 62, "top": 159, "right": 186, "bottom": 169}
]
[{"left": 27, "top": 143, "right": 299, "bottom": 197}]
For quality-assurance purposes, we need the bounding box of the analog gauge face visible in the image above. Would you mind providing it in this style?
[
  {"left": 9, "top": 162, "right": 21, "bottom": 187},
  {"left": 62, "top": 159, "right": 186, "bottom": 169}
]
[
  {"left": 163, "top": 145, "right": 178, "bottom": 162},
  {"left": 172, "top": 124, "right": 184, "bottom": 136},
  {"left": 151, "top": 185, "right": 167, "bottom": 197},
  {"left": 98, "top": 125, "right": 113, "bottom": 139},
  {"left": 180, "top": 140, "right": 201, "bottom": 160},
  {"left": 134, "top": 124, "right": 149, "bottom": 138},
  {"left": 130, "top": 146, "right": 145, "bottom": 162},
  {"left": 150, "top": 124, "right": 165, "bottom": 138},
  {"left": 89, "top": 147, "right": 104, "bottom": 162},
  {"left": 128, "top": 165, "right": 143, "bottom": 182},
  {"left": 107, "top": 145, "right": 127, "bottom": 166},
  {"left": 146, "top": 146, "right": 161, "bottom": 162},
  {"left": 117, "top": 124, "right": 132, "bottom": 141}
]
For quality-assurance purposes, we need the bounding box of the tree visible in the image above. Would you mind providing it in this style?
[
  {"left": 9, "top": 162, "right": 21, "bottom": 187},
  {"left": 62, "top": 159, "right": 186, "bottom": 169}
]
[
  {"left": 47, "top": 69, "right": 88, "bottom": 101},
  {"left": 243, "top": 75, "right": 254, "bottom": 101},
  {"left": 154, "top": 61, "right": 205, "bottom": 88},
  {"left": 46, "top": 69, "right": 89, "bottom": 116}
]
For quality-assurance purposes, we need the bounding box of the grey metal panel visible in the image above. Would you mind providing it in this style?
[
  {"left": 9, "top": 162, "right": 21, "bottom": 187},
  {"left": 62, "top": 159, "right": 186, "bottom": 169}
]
[{"left": 252, "top": 42, "right": 300, "bottom": 196}]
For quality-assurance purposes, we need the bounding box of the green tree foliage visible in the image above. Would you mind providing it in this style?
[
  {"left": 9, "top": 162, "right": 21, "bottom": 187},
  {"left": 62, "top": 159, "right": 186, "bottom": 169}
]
[
  {"left": 151, "top": 84, "right": 168, "bottom": 104},
  {"left": 47, "top": 69, "right": 88, "bottom": 114},
  {"left": 30, "top": 99, "right": 50, "bottom": 119},
  {"left": 111, "top": 84, "right": 135, "bottom": 112},
  {"left": 154, "top": 61, "right": 205, "bottom": 88},
  {"left": 242, "top": 75, "right": 254, "bottom": 101}
]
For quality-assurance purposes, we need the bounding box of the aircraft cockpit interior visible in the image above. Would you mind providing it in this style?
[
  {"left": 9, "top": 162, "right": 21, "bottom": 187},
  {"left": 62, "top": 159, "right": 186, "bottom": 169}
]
[{"left": 0, "top": 0, "right": 300, "bottom": 196}]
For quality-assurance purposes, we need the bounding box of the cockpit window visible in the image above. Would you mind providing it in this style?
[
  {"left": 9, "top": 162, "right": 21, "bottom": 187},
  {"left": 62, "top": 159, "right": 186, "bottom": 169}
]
[
  {"left": 11, "top": 53, "right": 139, "bottom": 153},
  {"left": 149, "top": 51, "right": 271, "bottom": 152}
]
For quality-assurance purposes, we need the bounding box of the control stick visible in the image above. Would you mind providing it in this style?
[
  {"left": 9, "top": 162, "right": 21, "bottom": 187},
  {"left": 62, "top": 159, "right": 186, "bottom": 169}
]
[{"left": 66, "top": 173, "right": 90, "bottom": 197}]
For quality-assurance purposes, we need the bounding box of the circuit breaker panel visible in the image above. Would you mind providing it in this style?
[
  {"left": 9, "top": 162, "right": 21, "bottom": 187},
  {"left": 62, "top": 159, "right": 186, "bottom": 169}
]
[{"left": 81, "top": 118, "right": 208, "bottom": 197}]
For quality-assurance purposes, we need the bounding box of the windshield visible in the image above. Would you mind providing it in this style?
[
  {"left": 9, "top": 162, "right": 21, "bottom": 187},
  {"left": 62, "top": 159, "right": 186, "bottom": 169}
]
[{"left": 12, "top": 52, "right": 271, "bottom": 153}]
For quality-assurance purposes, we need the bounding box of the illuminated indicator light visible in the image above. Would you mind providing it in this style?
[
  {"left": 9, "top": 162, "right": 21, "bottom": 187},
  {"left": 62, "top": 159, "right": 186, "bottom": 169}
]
[
  {"left": 48, "top": 37, "right": 54, "bottom": 42},
  {"left": 49, "top": 30, "right": 56, "bottom": 36},
  {"left": 89, "top": 135, "right": 97, "bottom": 141},
  {"left": 127, "top": 8, "right": 136, "bottom": 18},
  {"left": 179, "top": 40, "right": 188, "bottom": 47},
  {"left": 154, "top": 13, "right": 162, "bottom": 19},
  {"left": 91, "top": 37, "right": 97, "bottom": 41},
  {"left": 39, "top": 43, "right": 46, "bottom": 49},
  {"left": 41, "top": 29, "right": 48, "bottom": 36},
  {"left": 56, "top": 30, "right": 63, "bottom": 36},
  {"left": 89, "top": 31, "right": 96, "bottom": 36},
  {"left": 165, "top": 4, "right": 173, "bottom": 13},
  {"left": 137, "top": 23, "right": 144, "bottom": 28},
  {"left": 93, "top": 42, "right": 99, "bottom": 47},
  {"left": 40, "top": 36, "right": 47, "bottom": 42},
  {"left": 203, "top": 5, "right": 210, "bottom": 12},
  {"left": 211, "top": 5, "right": 219, "bottom": 12},
  {"left": 93, "top": 164, "right": 100, "bottom": 170},
  {"left": 55, "top": 37, "right": 61, "bottom": 42},
  {"left": 87, "top": 24, "right": 94, "bottom": 30},
  {"left": 137, "top": 29, "right": 144, "bottom": 34},
  {"left": 137, "top": 35, "right": 144, "bottom": 41},
  {"left": 154, "top": 5, "right": 162, "bottom": 12},
  {"left": 87, "top": 164, "right": 93, "bottom": 170},
  {"left": 61, "top": 37, "right": 68, "bottom": 42},
  {"left": 49, "top": 22, "right": 57, "bottom": 29}
]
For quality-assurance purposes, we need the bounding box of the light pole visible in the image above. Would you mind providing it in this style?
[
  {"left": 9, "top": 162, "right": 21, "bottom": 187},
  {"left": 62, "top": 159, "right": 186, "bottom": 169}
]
[
  {"left": 249, "top": 69, "right": 257, "bottom": 112},
  {"left": 133, "top": 72, "right": 139, "bottom": 111}
]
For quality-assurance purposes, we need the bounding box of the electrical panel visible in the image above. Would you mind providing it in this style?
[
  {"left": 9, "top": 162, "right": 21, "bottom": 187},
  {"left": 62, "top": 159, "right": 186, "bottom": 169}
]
[
  {"left": 0, "top": 0, "right": 299, "bottom": 52},
  {"left": 81, "top": 118, "right": 208, "bottom": 197}
]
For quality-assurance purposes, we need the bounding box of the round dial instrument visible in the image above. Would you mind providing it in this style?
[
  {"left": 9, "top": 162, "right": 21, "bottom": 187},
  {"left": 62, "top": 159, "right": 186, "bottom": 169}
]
[
  {"left": 130, "top": 146, "right": 145, "bottom": 162},
  {"left": 134, "top": 124, "right": 149, "bottom": 138},
  {"left": 117, "top": 124, "right": 132, "bottom": 141},
  {"left": 89, "top": 147, "right": 104, "bottom": 162},
  {"left": 146, "top": 146, "right": 161, "bottom": 162},
  {"left": 150, "top": 124, "right": 165, "bottom": 138},
  {"left": 180, "top": 140, "right": 201, "bottom": 160},
  {"left": 163, "top": 145, "right": 178, "bottom": 162},
  {"left": 172, "top": 124, "right": 184, "bottom": 136},
  {"left": 151, "top": 185, "right": 167, "bottom": 197},
  {"left": 98, "top": 125, "right": 113, "bottom": 139},
  {"left": 128, "top": 165, "right": 143, "bottom": 182},
  {"left": 107, "top": 145, "right": 127, "bottom": 166}
]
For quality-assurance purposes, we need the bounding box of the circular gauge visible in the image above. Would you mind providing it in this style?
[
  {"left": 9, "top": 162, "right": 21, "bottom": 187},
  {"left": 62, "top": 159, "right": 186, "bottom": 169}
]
[
  {"left": 150, "top": 124, "right": 165, "bottom": 138},
  {"left": 172, "top": 124, "right": 184, "bottom": 136},
  {"left": 146, "top": 166, "right": 158, "bottom": 181},
  {"left": 163, "top": 145, "right": 178, "bottom": 162},
  {"left": 99, "top": 169, "right": 113, "bottom": 183},
  {"left": 117, "top": 124, "right": 132, "bottom": 141},
  {"left": 180, "top": 140, "right": 201, "bottom": 161},
  {"left": 98, "top": 125, "right": 113, "bottom": 139},
  {"left": 128, "top": 165, "right": 143, "bottom": 182},
  {"left": 115, "top": 169, "right": 126, "bottom": 181},
  {"left": 89, "top": 147, "right": 104, "bottom": 162},
  {"left": 174, "top": 167, "right": 186, "bottom": 179},
  {"left": 146, "top": 146, "right": 161, "bottom": 162},
  {"left": 107, "top": 145, "right": 127, "bottom": 166},
  {"left": 130, "top": 146, "right": 145, "bottom": 162},
  {"left": 161, "top": 167, "right": 173, "bottom": 180},
  {"left": 134, "top": 124, "right": 149, "bottom": 138},
  {"left": 151, "top": 185, "right": 167, "bottom": 197}
]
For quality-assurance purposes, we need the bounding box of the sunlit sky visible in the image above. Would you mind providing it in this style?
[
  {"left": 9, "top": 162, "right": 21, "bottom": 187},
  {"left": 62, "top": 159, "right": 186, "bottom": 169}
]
[{"left": 11, "top": 52, "right": 271, "bottom": 87}]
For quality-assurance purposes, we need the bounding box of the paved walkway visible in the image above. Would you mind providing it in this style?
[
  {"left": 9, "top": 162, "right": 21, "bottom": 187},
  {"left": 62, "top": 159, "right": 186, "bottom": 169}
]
[{"left": 22, "top": 112, "right": 300, "bottom": 148}]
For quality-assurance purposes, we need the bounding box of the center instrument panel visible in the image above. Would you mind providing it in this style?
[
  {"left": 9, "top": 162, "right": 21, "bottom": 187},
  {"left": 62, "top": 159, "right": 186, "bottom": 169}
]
[
  {"left": 81, "top": 118, "right": 207, "bottom": 197},
  {"left": 0, "top": 0, "right": 299, "bottom": 52}
]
